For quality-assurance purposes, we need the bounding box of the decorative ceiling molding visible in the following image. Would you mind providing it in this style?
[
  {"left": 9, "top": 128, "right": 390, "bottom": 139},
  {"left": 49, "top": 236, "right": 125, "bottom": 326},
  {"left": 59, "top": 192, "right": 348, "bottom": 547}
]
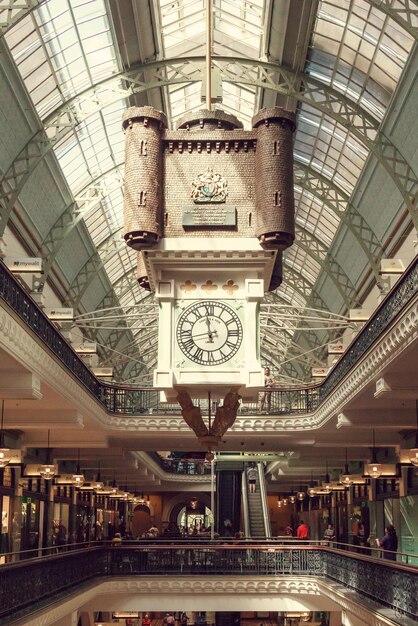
[{"left": 17, "top": 576, "right": 406, "bottom": 626}]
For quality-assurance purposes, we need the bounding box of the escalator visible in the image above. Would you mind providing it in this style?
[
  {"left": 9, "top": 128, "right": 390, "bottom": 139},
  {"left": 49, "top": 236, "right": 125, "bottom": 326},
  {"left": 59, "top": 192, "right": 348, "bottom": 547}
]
[
  {"left": 216, "top": 462, "right": 244, "bottom": 536},
  {"left": 242, "top": 462, "right": 271, "bottom": 538}
]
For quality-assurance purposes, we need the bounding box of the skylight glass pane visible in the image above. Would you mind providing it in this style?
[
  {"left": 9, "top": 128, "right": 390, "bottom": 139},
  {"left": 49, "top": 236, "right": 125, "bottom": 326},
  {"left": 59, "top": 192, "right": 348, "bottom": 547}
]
[
  {"left": 294, "top": 104, "right": 367, "bottom": 195},
  {"left": 309, "top": 0, "right": 414, "bottom": 119},
  {"left": 5, "top": 0, "right": 119, "bottom": 119},
  {"left": 295, "top": 189, "right": 338, "bottom": 247},
  {"left": 159, "top": 0, "right": 264, "bottom": 128}
]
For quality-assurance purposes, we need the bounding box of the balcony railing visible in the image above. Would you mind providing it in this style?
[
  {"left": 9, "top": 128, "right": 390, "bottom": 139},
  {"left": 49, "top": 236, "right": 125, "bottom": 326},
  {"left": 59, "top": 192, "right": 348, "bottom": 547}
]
[
  {"left": 0, "top": 542, "right": 417, "bottom": 624},
  {"left": 0, "top": 257, "right": 417, "bottom": 416},
  {"left": 147, "top": 452, "right": 212, "bottom": 475}
]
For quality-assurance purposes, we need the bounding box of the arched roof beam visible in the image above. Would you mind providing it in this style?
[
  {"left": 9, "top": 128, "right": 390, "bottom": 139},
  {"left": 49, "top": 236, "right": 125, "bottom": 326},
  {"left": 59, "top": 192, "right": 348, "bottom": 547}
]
[
  {"left": 367, "top": 0, "right": 418, "bottom": 39},
  {"left": 32, "top": 165, "right": 125, "bottom": 292},
  {"left": 0, "top": 1, "right": 47, "bottom": 38},
  {"left": 1, "top": 56, "right": 417, "bottom": 236},
  {"left": 293, "top": 226, "right": 359, "bottom": 308},
  {"left": 294, "top": 161, "right": 384, "bottom": 281}
]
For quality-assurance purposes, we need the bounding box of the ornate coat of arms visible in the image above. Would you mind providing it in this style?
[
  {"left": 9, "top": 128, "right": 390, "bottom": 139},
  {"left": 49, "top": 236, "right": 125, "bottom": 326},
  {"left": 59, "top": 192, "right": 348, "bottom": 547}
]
[{"left": 191, "top": 169, "right": 228, "bottom": 203}]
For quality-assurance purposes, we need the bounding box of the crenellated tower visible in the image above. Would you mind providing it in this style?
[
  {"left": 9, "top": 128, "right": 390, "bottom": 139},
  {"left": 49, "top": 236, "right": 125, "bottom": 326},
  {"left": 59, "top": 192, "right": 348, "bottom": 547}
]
[{"left": 123, "top": 105, "right": 295, "bottom": 401}]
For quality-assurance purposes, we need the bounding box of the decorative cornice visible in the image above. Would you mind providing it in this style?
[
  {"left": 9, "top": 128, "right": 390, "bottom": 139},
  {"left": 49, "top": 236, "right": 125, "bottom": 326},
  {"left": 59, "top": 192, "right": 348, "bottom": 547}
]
[
  {"left": 14, "top": 577, "right": 407, "bottom": 626},
  {"left": 0, "top": 304, "right": 105, "bottom": 426}
]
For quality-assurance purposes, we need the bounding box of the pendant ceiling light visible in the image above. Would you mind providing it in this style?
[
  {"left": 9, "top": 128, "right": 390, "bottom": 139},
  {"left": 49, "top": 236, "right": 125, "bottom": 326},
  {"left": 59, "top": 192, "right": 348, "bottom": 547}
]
[
  {"left": 94, "top": 461, "right": 104, "bottom": 492},
  {"left": 366, "top": 429, "right": 382, "bottom": 479},
  {"left": 341, "top": 448, "right": 353, "bottom": 486},
  {"left": 39, "top": 429, "right": 56, "bottom": 480},
  {"left": 308, "top": 471, "right": 316, "bottom": 497},
  {"left": 0, "top": 401, "right": 11, "bottom": 468},
  {"left": 288, "top": 490, "right": 296, "bottom": 504},
  {"left": 297, "top": 485, "right": 306, "bottom": 501},
  {"left": 408, "top": 400, "right": 418, "bottom": 467},
  {"left": 322, "top": 459, "right": 331, "bottom": 493},
  {"left": 71, "top": 448, "right": 85, "bottom": 487}
]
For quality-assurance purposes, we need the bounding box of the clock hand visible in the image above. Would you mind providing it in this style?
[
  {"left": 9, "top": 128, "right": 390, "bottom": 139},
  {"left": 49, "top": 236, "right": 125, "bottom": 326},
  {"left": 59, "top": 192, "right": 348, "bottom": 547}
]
[
  {"left": 192, "top": 331, "right": 218, "bottom": 339},
  {"left": 205, "top": 316, "right": 215, "bottom": 333}
]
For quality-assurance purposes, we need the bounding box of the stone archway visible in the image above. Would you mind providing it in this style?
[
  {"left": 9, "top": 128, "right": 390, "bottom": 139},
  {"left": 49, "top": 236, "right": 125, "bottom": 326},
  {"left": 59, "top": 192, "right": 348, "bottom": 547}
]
[
  {"left": 132, "top": 504, "right": 152, "bottom": 538},
  {"left": 162, "top": 493, "right": 211, "bottom": 527}
]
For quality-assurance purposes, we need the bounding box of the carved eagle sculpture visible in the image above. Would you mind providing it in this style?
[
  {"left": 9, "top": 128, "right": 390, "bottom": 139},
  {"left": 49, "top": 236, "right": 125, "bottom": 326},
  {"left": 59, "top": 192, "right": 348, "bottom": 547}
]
[
  {"left": 176, "top": 389, "right": 209, "bottom": 438},
  {"left": 210, "top": 390, "right": 241, "bottom": 438},
  {"left": 177, "top": 389, "right": 240, "bottom": 440}
]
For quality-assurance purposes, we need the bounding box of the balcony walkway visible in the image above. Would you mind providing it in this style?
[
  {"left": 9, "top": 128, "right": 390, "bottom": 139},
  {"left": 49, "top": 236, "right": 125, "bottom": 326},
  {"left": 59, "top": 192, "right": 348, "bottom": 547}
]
[{"left": 0, "top": 541, "right": 417, "bottom": 625}]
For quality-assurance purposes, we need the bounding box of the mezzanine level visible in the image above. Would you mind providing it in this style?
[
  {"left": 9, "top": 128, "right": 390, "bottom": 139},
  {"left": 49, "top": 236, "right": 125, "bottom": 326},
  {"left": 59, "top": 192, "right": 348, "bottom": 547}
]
[
  {"left": 0, "top": 541, "right": 417, "bottom": 626},
  {"left": 0, "top": 257, "right": 417, "bottom": 428}
]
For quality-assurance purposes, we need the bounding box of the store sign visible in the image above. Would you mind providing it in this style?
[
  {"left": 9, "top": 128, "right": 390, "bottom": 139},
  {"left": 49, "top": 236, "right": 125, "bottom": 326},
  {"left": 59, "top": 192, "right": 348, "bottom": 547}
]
[
  {"left": 45, "top": 307, "right": 74, "bottom": 321},
  {"left": 311, "top": 367, "right": 328, "bottom": 378},
  {"left": 4, "top": 257, "right": 42, "bottom": 273},
  {"left": 349, "top": 308, "right": 371, "bottom": 321},
  {"left": 75, "top": 342, "right": 97, "bottom": 354},
  {"left": 328, "top": 342, "right": 344, "bottom": 354},
  {"left": 92, "top": 367, "right": 113, "bottom": 378}
]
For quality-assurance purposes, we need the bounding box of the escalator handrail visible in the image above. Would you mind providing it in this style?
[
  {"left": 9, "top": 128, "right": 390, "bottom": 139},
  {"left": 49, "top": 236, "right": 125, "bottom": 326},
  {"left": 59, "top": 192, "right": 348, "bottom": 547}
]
[
  {"left": 241, "top": 467, "right": 251, "bottom": 538},
  {"left": 257, "top": 462, "right": 271, "bottom": 538}
]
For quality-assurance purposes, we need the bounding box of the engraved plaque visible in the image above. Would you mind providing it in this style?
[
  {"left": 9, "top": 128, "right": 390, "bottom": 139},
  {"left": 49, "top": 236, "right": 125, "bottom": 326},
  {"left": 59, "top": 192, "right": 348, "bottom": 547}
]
[{"left": 183, "top": 205, "right": 237, "bottom": 227}]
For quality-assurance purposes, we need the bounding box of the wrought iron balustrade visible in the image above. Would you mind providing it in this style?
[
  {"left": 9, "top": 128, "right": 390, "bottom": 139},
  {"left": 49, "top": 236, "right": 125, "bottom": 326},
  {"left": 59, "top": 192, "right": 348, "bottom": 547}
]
[
  {"left": 0, "top": 543, "right": 417, "bottom": 624},
  {"left": 0, "top": 257, "right": 417, "bottom": 416},
  {"left": 147, "top": 452, "right": 212, "bottom": 475},
  {"left": 319, "top": 256, "right": 418, "bottom": 400}
]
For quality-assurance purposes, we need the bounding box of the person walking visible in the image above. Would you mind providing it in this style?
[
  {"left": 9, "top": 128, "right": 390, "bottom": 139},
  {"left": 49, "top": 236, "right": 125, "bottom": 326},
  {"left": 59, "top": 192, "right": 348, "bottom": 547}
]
[
  {"left": 259, "top": 367, "right": 275, "bottom": 413},
  {"left": 377, "top": 525, "right": 398, "bottom": 560}
]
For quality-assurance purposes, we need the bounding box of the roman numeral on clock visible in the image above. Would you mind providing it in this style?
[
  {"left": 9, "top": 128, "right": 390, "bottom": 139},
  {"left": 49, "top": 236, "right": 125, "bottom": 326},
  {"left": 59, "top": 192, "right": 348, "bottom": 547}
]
[{"left": 176, "top": 300, "right": 243, "bottom": 365}]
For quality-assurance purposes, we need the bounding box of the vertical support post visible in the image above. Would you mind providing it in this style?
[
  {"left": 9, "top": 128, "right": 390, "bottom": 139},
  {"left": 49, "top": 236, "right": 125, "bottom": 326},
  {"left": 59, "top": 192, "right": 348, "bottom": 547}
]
[
  {"left": 211, "top": 458, "right": 215, "bottom": 540},
  {"left": 206, "top": 0, "right": 212, "bottom": 111},
  {"left": 69, "top": 486, "right": 78, "bottom": 544}
]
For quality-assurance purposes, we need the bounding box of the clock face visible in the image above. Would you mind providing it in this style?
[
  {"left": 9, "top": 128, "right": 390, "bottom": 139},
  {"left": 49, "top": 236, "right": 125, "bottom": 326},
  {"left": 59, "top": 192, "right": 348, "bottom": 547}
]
[{"left": 176, "top": 300, "right": 243, "bottom": 366}]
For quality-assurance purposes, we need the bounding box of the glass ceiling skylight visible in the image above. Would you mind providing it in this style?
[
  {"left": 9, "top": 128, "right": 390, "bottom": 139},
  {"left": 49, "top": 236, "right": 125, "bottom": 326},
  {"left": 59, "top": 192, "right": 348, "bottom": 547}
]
[
  {"left": 2, "top": 0, "right": 415, "bottom": 380},
  {"left": 159, "top": 0, "right": 265, "bottom": 128}
]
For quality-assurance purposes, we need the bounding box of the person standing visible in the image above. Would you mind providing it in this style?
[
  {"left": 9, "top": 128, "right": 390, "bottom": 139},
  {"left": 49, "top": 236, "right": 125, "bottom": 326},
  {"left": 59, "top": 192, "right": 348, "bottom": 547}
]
[
  {"left": 147, "top": 524, "right": 159, "bottom": 538},
  {"left": 247, "top": 463, "right": 258, "bottom": 493},
  {"left": 181, "top": 613, "right": 189, "bottom": 626},
  {"left": 283, "top": 525, "right": 293, "bottom": 537},
  {"left": 259, "top": 366, "right": 275, "bottom": 413},
  {"left": 323, "top": 523, "right": 335, "bottom": 543},
  {"left": 297, "top": 520, "right": 309, "bottom": 540},
  {"left": 377, "top": 525, "right": 398, "bottom": 560}
]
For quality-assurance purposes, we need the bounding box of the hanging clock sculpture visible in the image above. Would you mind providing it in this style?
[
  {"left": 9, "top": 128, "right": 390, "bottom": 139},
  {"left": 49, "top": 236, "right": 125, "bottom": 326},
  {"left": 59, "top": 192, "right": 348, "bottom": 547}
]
[{"left": 123, "top": 104, "right": 295, "bottom": 442}]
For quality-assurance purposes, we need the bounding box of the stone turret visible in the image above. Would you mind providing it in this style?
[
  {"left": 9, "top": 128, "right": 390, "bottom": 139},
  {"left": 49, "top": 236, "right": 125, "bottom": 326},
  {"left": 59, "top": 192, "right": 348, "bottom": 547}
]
[
  {"left": 176, "top": 108, "right": 243, "bottom": 131},
  {"left": 122, "top": 106, "right": 167, "bottom": 250},
  {"left": 252, "top": 107, "right": 296, "bottom": 250},
  {"left": 269, "top": 252, "right": 283, "bottom": 291},
  {"left": 123, "top": 105, "right": 295, "bottom": 292}
]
